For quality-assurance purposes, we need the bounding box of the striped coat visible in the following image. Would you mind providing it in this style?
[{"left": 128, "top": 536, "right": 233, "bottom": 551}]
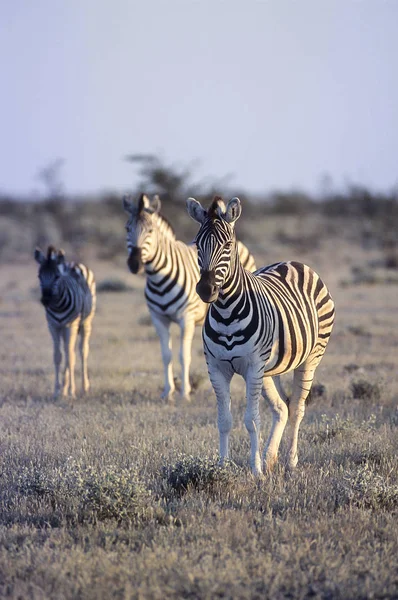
[
  {"left": 34, "top": 246, "right": 96, "bottom": 398},
  {"left": 123, "top": 193, "right": 256, "bottom": 401},
  {"left": 187, "top": 196, "right": 335, "bottom": 475}
]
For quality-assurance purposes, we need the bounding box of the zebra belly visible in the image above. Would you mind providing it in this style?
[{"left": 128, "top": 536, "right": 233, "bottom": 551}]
[{"left": 203, "top": 319, "right": 310, "bottom": 377}]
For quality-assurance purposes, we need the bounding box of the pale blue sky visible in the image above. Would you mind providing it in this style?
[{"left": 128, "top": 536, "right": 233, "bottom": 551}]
[{"left": 1, "top": 0, "right": 397, "bottom": 196}]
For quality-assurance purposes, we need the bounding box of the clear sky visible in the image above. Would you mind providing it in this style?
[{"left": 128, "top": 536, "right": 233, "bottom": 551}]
[{"left": 1, "top": 0, "right": 397, "bottom": 197}]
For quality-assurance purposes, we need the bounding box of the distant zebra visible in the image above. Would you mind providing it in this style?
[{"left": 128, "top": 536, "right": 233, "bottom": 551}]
[
  {"left": 34, "top": 246, "right": 96, "bottom": 398},
  {"left": 123, "top": 194, "right": 256, "bottom": 401},
  {"left": 186, "top": 196, "right": 335, "bottom": 474}
]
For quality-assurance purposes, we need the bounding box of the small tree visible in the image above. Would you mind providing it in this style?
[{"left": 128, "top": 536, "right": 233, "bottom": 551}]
[{"left": 124, "top": 154, "right": 233, "bottom": 205}]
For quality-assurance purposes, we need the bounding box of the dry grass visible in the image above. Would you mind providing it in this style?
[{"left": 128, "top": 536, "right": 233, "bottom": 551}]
[{"left": 0, "top": 215, "right": 398, "bottom": 599}]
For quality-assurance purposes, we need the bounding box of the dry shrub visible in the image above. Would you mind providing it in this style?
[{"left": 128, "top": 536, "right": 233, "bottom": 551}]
[
  {"left": 162, "top": 455, "right": 241, "bottom": 496},
  {"left": 96, "top": 278, "right": 133, "bottom": 293},
  {"left": 13, "top": 458, "right": 151, "bottom": 526},
  {"left": 351, "top": 379, "right": 382, "bottom": 402},
  {"left": 340, "top": 464, "right": 398, "bottom": 511}
]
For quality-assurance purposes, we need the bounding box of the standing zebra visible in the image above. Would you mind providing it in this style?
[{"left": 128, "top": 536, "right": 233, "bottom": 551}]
[
  {"left": 123, "top": 193, "right": 256, "bottom": 401},
  {"left": 186, "top": 196, "right": 335, "bottom": 474},
  {"left": 34, "top": 246, "right": 96, "bottom": 398}
]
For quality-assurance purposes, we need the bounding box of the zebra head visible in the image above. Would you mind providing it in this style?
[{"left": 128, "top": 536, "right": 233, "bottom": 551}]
[
  {"left": 186, "top": 196, "right": 242, "bottom": 303},
  {"left": 34, "top": 246, "right": 67, "bottom": 306},
  {"left": 123, "top": 193, "right": 162, "bottom": 274}
]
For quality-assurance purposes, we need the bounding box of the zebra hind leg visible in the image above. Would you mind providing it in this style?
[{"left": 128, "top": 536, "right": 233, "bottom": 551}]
[
  {"left": 79, "top": 317, "right": 93, "bottom": 394},
  {"left": 262, "top": 376, "right": 289, "bottom": 473},
  {"left": 286, "top": 365, "right": 315, "bottom": 469},
  {"left": 244, "top": 368, "right": 265, "bottom": 477},
  {"left": 178, "top": 317, "right": 196, "bottom": 401}
]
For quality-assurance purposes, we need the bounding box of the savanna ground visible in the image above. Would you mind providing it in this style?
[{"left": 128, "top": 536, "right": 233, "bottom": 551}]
[{"left": 1, "top": 202, "right": 398, "bottom": 599}]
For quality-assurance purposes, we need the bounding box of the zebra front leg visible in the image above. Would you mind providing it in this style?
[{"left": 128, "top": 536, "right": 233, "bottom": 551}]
[
  {"left": 286, "top": 366, "right": 315, "bottom": 469},
  {"left": 62, "top": 323, "right": 79, "bottom": 397},
  {"left": 207, "top": 361, "right": 233, "bottom": 464},
  {"left": 79, "top": 318, "right": 93, "bottom": 394},
  {"left": 244, "top": 367, "right": 265, "bottom": 477},
  {"left": 178, "top": 316, "right": 196, "bottom": 401},
  {"left": 50, "top": 326, "right": 62, "bottom": 398},
  {"left": 262, "top": 376, "right": 289, "bottom": 473},
  {"left": 151, "top": 312, "right": 175, "bottom": 401}
]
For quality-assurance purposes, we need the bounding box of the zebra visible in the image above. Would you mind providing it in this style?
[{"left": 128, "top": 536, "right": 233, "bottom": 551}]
[
  {"left": 186, "top": 196, "right": 335, "bottom": 475},
  {"left": 123, "top": 193, "right": 256, "bottom": 401},
  {"left": 34, "top": 246, "right": 96, "bottom": 398}
]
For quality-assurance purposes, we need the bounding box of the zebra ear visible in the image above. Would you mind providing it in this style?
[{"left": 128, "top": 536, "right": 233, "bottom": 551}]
[
  {"left": 34, "top": 247, "right": 45, "bottom": 264},
  {"left": 224, "top": 197, "right": 242, "bottom": 224},
  {"left": 151, "top": 195, "right": 161, "bottom": 214},
  {"left": 138, "top": 194, "right": 150, "bottom": 213},
  {"left": 57, "top": 249, "right": 66, "bottom": 264},
  {"left": 123, "top": 195, "right": 135, "bottom": 214},
  {"left": 186, "top": 197, "right": 207, "bottom": 224}
]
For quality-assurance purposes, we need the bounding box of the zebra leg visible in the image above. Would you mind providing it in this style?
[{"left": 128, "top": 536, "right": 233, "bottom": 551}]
[
  {"left": 50, "top": 326, "right": 62, "bottom": 398},
  {"left": 178, "top": 316, "right": 196, "bottom": 401},
  {"left": 208, "top": 362, "right": 233, "bottom": 464},
  {"left": 62, "top": 323, "right": 79, "bottom": 397},
  {"left": 244, "top": 368, "right": 265, "bottom": 477},
  {"left": 79, "top": 318, "right": 93, "bottom": 394},
  {"left": 286, "top": 366, "right": 315, "bottom": 469},
  {"left": 273, "top": 375, "right": 288, "bottom": 403},
  {"left": 150, "top": 312, "right": 175, "bottom": 401},
  {"left": 262, "top": 376, "right": 289, "bottom": 472}
]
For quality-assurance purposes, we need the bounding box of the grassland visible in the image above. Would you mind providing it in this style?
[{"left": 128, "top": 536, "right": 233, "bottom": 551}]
[{"left": 0, "top": 208, "right": 397, "bottom": 599}]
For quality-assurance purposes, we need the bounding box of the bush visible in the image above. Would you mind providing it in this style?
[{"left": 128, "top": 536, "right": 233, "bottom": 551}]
[
  {"left": 351, "top": 379, "right": 382, "bottom": 402},
  {"left": 96, "top": 278, "right": 133, "bottom": 293},
  {"left": 162, "top": 455, "right": 241, "bottom": 496},
  {"left": 340, "top": 464, "right": 398, "bottom": 511},
  {"left": 15, "top": 458, "right": 151, "bottom": 525}
]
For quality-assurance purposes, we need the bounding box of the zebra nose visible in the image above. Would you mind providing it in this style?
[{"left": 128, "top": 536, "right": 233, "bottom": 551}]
[
  {"left": 41, "top": 292, "right": 52, "bottom": 306},
  {"left": 196, "top": 270, "right": 218, "bottom": 303},
  {"left": 127, "top": 247, "right": 142, "bottom": 274}
]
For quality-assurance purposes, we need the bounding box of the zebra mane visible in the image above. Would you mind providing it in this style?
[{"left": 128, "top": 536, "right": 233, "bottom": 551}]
[
  {"left": 153, "top": 211, "right": 176, "bottom": 240},
  {"left": 208, "top": 196, "right": 226, "bottom": 220}
]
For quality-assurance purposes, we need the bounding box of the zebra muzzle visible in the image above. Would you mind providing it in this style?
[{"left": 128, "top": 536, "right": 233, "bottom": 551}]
[
  {"left": 41, "top": 293, "right": 52, "bottom": 306},
  {"left": 196, "top": 270, "right": 219, "bottom": 303},
  {"left": 127, "top": 247, "right": 143, "bottom": 274}
]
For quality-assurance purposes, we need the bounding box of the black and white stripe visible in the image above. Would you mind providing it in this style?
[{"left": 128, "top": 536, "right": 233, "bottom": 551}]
[
  {"left": 123, "top": 193, "right": 256, "bottom": 401},
  {"left": 34, "top": 246, "right": 96, "bottom": 398},
  {"left": 187, "top": 196, "right": 335, "bottom": 475}
]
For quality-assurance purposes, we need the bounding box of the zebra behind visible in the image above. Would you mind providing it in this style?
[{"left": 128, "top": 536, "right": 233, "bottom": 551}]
[
  {"left": 34, "top": 246, "right": 96, "bottom": 398},
  {"left": 186, "top": 196, "right": 335, "bottom": 475},
  {"left": 123, "top": 193, "right": 256, "bottom": 401}
]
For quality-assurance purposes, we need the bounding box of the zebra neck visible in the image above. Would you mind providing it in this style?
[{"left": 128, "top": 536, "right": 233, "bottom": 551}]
[
  {"left": 144, "top": 234, "right": 174, "bottom": 277},
  {"left": 217, "top": 249, "right": 245, "bottom": 307},
  {"left": 46, "top": 279, "right": 72, "bottom": 310}
]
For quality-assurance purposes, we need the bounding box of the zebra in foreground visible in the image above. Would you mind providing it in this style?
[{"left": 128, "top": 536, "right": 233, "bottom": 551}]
[
  {"left": 123, "top": 193, "right": 256, "bottom": 401},
  {"left": 186, "top": 196, "right": 335, "bottom": 474},
  {"left": 34, "top": 246, "right": 96, "bottom": 398}
]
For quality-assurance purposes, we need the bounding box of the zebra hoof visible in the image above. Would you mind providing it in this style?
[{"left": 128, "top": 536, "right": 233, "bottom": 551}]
[
  {"left": 161, "top": 390, "right": 175, "bottom": 403},
  {"left": 263, "top": 456, "right": 278, "bottom": 474},
  {"left": 251, "top": 469, "right": 265, "bottom": 479}
]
